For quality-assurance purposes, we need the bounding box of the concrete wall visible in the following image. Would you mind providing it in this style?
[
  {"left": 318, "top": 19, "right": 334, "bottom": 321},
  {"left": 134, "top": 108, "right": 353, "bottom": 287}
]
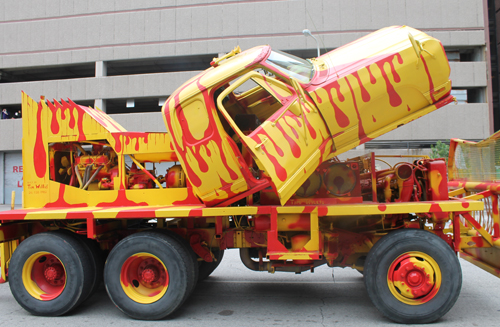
[
  {"left": 0, "top": 62, "right": 486, "bottom": 105},
  {"left": 0, "top": 71, "right": 201, "bottom": 105},
  {"left": 0, "top": 119, "right": 22, "bottom": 151},
  {"left": 377, "top": 103, "right": 490, "bottom": 141},
  {"left": 0, "top": 0, "right": 486, "bottom": 68}
]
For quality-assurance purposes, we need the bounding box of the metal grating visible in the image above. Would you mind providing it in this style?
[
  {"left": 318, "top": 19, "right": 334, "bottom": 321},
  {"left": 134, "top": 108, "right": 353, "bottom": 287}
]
[{"left": 451, "top": 133, "right": 500, "bottom": 182}]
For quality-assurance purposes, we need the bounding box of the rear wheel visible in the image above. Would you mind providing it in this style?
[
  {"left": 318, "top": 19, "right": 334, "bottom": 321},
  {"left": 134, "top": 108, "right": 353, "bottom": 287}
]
[
  {"left": 364, "top": 229, "right": 461, "bottom": 324},
  {"left": 52, "top": 229, "right": 104, "bottom": 302},
  {"left": 104, "top": 231, "right": 197, "bottom": 320},
  {"left": 78, "top": 235, "right": 104, "bottom": 298},
  {"left": 198, "top": 249, "right": 224, "bottom": 282},
  {"left": 9, "top": 231, "right": 93, "bottom": 316}
]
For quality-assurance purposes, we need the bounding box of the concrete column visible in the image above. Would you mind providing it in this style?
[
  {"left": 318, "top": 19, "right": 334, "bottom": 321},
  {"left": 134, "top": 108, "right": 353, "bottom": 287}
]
[
  {"left": 95, "top": 61, "right": 108, "bottom": 113},
  {"left": 95, "top": 99, "right": 106, "bottom": 113},
  {"left": 96, "top": 61, "right": 107, "bottom": 77},
  {"left": 0, "top": 152, "right": 4, "bottom": 204}
]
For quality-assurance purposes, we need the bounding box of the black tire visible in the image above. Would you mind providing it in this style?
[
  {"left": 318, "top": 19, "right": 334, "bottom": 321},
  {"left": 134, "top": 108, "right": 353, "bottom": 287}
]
[
  {"left": 79, "top": 235, "right": 104, "bottom": 297},
  {"left": 198, "top": 249, "right": 224, "bottom": 281},
  {"left": 9, "top": 231, "right": 93, "bottom": 316},
  {"left": 52, "top": 229, "right": 104, "bottom": 302},
  {"left": 364, "top": 229, "right": 462, "bottom": 324},
  {"left": 104, "top": 231, "right": 197, "bottom": 320},
  {"left": 152, "top": 229, "right": 198, "bottom": 297}
]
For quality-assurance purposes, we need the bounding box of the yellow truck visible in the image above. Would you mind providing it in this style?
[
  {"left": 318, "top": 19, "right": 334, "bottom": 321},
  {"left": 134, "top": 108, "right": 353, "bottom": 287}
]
[{"left": 0, "top": 26, "right": 498, "bottom": 323}]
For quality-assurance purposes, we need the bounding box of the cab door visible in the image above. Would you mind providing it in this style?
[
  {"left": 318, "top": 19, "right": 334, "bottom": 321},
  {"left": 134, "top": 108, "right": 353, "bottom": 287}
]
[{"left": 217, "top": 72, "right": 333, "bottom": 205}]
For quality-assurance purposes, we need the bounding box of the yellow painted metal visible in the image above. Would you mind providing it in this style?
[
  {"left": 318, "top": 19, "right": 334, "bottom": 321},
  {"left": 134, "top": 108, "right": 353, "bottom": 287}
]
[
  {"left": 21, "top": 93, "right": 182, "bottom": 209},
  {"left": 461, "top": 213, "right": 494, "bottom": 246},
  {"left": 120, "top": 252, "right": 168, "bottom": 304},
  {"left": 0, "top": 240, "right": 17, "bottom": 282},
  {"left": 312, "top": 26, "right": 451, "bottom": 161},
  {"left": 11, "top": 191, "right": 15, "bottom": 210},
  {"left": 302, "top": 208, "right": 319, "bottom": 252},
  {"left": 460, "top": 251, "right": 500, "bottom": 278},
  {"left": 211, "top": 45, "right": 241, "bottom": 66},
  {"left": 459, "top": 236, "right": 492, "bottom": 249},
  {"left": 448, "top": 188, "right": 466, "bottom": 197},
  {"left": 463, "top": 192, "right": 491, "bottom": 201},
  {"left": 271, "top": 208, "right": 320, "bottom": 261},
  {"left": 13, "top": 199, "right": 483, "bottom": 221},
  {"left": 22, "top": 251, "right": 66, "bottom": 301}
]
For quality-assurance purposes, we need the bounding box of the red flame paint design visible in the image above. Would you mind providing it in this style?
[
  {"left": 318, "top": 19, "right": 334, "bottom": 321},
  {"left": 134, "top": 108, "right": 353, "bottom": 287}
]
[
  {"left": 61, "top": 99, "right": 87, "bottom": 141},
  {"left": 283, "top": 115, "right": 300, "bottom": 139},
  {"left": 45, "top": 184, "right": 87, "bottom": 208},
  {"left": 351, "top": 72, "right": 371, "bottom": 102},
  {"left": 255, "top": 129, "right": 284, "bottom": 157},
  {"left": 275, "top": 121, "right": 301, "bottom": 158},
  {"left": 375, "top": 53, "right": 403, "bottom": 107},
  {"left": 47, "top": 100, "right": 60, "bottom": 135},
  {"left": 420, "top": 55, "right": 436, "bottom": 102},
  {"left": 302, "top": 111, "right": 317, "bottom": 140},
  {"left": 34, "top": 102, "right": 47, "bottom": 178},
  {"left": 96, "top": 190, "right": 148, "bottom": 207},
  {"left": 345, "top": 77, "right": 371, "bottom": 142},
  {"left": 321, "top": 80, "right": 350, "bottom": 128},
  {"left": 112, "top": 134, "right": 122, "bottom": 153},
  {"left": 314, "top": 93, "right": 322, "bottom": 104},
  {"left": 260, "top": 143, "right": 287, "bottom": 182},
  {"left": 367, "top": 66, "right": 377, "bottom": 84},
  {"left": 163, "top": 76, "right": 245, "bottom": 196}
]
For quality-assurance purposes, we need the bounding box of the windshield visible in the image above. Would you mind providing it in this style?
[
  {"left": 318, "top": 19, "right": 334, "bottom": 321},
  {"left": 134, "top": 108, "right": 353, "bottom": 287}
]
[{"left": 265, "top": 50, "right": 315, "bottom": 84}]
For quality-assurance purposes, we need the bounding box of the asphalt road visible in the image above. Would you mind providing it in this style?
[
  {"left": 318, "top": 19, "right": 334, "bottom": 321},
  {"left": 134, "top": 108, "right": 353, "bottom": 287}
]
[{"left": 0, "top": 249, "right": 499, "bottom": 327}]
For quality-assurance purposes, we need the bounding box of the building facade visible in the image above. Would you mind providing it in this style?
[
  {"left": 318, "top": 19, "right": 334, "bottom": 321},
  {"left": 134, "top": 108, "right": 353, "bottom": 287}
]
[{"left": 0, "top": 0, "right": 492, "bottom": 203}]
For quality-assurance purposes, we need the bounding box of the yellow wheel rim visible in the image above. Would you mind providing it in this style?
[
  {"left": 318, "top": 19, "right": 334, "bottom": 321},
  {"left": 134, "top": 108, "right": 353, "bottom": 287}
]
[
  {"left": 120, "top": 252, "right": 169, "bottom": 304},
  {"left": 22, "top": 252, "right": 66, "bottom": 301},
  {"left": 387, "top": 251, "right": 442, "bottom": 305}
]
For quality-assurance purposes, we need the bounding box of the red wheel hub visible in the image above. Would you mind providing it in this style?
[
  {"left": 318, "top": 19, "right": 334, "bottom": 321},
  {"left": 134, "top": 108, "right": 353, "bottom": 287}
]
[
  {"left": 388, "top": 252, "right": 440, "bottom": 304},
  {"left": 44, "top": 265, "right": 64, "bottom": 282},
  {"left": 141, "top": 266, "right": 159, "bottom": 283},
  {"left": 407, "top": 271, "right": 423, "bottom": 286},
  {"left": 396, "top": 259, "right": 433, "bottom": 295},
  {"left": 41, "top": 257, "right": 65, "bottom": 286},
  {"left": 137, "top": 258, "right": 167, "bottom": 288},
  {"left": 25, "top": 253, "right": 66, "bottom": 301},
  {"left": 120, "top": 253, "right": 170, "bottom": 304}
]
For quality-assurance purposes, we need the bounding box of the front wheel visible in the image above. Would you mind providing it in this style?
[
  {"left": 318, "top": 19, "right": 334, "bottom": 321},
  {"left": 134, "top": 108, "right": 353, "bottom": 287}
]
[
  {"left": 104, "top": 231, "right": 197, "bottom": 320},
  {"left": 364, "top": 229, "right": 461, "bottom": 324}
]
